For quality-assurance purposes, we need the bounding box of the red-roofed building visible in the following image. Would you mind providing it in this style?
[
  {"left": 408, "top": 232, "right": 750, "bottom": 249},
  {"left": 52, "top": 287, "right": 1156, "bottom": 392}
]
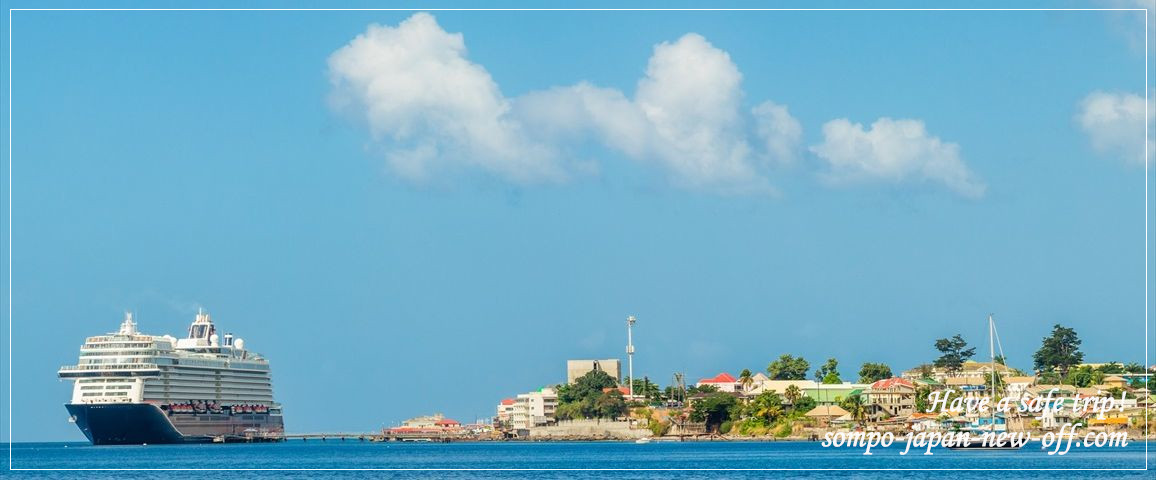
[
  {"left": 865, "top": 378, "right": 917, "bottom": 421},
  {"left": 602, "top": 386, "right": 630, "bottom": 396},
  {"left": 434, "top": 418, "right": 461, "bottom": 428},
  {"left": 696, "top": 372, "right": 740, "bottom": 393},
  {"left": 496, "top": 398, "right": 517, "bottom": 425},
  {"left": 870, "top": 378, "right": 915, "bottom": 390}
]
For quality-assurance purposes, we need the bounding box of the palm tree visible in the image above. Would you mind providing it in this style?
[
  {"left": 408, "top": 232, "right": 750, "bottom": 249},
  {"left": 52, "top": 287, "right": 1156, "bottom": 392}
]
[
  {"left": 784, "top": 384, "right": 802, "bottom": 406},
  {"left": 841, "top": 394, "right": 866, "bottom": 426},
  {"left": 739, "top": 368, "right": 754, "bottom": 393},
  {"left": 752, "top": 391, "right": 784, "bottom": 423}
]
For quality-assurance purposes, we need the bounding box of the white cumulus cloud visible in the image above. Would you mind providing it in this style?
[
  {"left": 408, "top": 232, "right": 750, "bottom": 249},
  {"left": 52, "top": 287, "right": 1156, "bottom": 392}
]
[
  {"left": 328, "top": 13, "right": 799, "bottom": 193},
  {"left": 752, "top": 101, "right": 803, "bottom": 166},
  {"left": 810, "top": 118, "right": 986, "bottom": 198},
  {"left": 327, "top": 13, "right": 562, "bottom": 184},
  {"left": 1075, "top": 91, "right": 1154, "bottom": 166}
]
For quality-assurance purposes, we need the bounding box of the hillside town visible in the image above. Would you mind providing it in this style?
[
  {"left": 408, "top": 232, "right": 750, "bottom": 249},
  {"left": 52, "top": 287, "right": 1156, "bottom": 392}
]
[
  {"left": 482, "top": 321, "right": 1155, "bottom": 441},
  {"left": 377, "top": 321, "right": 1154, "bottom": 442}
]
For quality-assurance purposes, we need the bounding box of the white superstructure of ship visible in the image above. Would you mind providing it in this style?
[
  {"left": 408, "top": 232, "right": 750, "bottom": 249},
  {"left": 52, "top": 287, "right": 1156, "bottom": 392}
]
[{"left": 58, "top": 309, "right": 284, "bottom": 444}]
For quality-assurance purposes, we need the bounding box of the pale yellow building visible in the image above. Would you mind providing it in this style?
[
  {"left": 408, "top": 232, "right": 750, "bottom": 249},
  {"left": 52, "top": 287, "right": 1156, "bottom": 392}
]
[{"left": 566, "top": 359, "right": 621, "bottom": 384}]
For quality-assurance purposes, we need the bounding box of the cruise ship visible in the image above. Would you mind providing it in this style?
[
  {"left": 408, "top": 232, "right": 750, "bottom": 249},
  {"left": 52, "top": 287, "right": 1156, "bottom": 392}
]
[{"left": 58, "top": 309, "right": 284, "bottom": 444}]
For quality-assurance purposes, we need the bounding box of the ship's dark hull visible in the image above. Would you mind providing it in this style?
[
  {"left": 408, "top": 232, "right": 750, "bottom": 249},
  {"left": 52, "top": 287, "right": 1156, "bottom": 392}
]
[{"left": 66, "top": 403, "right": 284, "bottom": 445}]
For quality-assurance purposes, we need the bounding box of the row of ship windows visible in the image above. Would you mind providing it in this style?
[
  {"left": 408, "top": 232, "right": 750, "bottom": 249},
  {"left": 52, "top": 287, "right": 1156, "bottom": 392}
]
[
  {"left": 146, "top": 383, "right": 273, "bottom": 390},
  {"left": 80, "top": 358, "right": 153, "bottom": 365},
  {"left": 161, "top": 367, "right": 270, "bottom": 374},
  {"left": 155, "top": 376, "right": 271, "bottom": 384},
  {"left": 159, "top": 372, "right": 271, "bottom": 380},
  {"left": 81, "top": 350, "right": 160, "bottom": 356},
  {"left": 80, "top": 392, "right": 129, "bottom": 397},
  {"left": 80, "top": 385, "right": 133, "bottom": 390},
  {"left": 73, "top": 363, "right": 270, "bottom": 374},
  {"left": 145, "top": 390, "right": 274, "bottom": 396},
  {"left": 153, "top": 377, "right": 270, "bottom": 386},
  {"left": 82, "top": 342, "right": 155, "bottom": 349}
]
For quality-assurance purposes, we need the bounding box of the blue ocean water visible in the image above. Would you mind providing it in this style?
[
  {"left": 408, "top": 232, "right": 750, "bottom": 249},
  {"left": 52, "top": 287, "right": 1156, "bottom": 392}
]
[{"left": 6, "top": 440, "right": 1154, "bottom": 478}]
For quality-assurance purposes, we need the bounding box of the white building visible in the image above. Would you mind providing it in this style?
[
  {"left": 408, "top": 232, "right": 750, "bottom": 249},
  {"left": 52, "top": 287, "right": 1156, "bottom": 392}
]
[
  {"left": 511, "top": 387, "right": 558, "bottom": 428},
  {"left": 495, "top": 398, "right": 517, "bottom": 425}
]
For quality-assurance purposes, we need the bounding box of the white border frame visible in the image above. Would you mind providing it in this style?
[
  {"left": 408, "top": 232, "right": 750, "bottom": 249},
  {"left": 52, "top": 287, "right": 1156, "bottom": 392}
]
[{"left": 0, "top": 6, "right": 1151, "bottom": 474}]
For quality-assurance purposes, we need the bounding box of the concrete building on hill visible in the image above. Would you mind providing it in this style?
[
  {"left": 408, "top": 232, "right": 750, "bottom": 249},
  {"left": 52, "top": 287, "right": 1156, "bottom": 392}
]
[{"left": 567, "top": 359, "right": 621, "bottom": 384}]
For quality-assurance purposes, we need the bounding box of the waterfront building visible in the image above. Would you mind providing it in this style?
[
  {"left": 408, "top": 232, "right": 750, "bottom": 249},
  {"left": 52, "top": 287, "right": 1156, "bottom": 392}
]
[
  {"left": 695, "top": 372, "right": 740, "bottom": 392},
  {"left": 804, "top": 405, "right": 850, "bottom": 427},
  {"left": 402, "top": 413, "right": 449, "bottom": 428},
  {"left": 566, "top": 359, "right": 621, "bottom": 384},
  {"left": 511, "top": 387, "right": 558, "bottom": 429},
  {"left": 907, "top": 412, "right": 943, "bottom": 432},
  {"left": 807, "top": 383, "right": 869, "bottom": 406},
  {"left": 900, "top": 361, "right": 1017, "bottom": 383},
  {"left": 751, "top": 379, "right": 870, "bottom": 405},
  {"left": 863, "top": 378, "right": 916, "bottom": 421},
  {"left": 749, "top": 379, "right": 815, "bottom": 396},
  {"left": 1003, "top": 376, "right": 1037, "bottom": 401},
  {"left": 389, "top": 414, "right": 463, "bottom": 434},
  {"left": 1100, "top": 375, "right": 1130, "bottom": 389},
  {"left": 744, "top": 373, "right": 769, "bottom": 394},
  {"left": 943, "top": 376, "right": 988, "bottom": 401},
  {"left": 495, "top": 398, "right": 516, "bottom": 425}
]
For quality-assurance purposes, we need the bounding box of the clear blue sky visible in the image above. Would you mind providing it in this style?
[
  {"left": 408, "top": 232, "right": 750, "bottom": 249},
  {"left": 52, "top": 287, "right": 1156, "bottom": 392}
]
[{"left": 2, "top": 2, "right": 1153, "bottom": 441}]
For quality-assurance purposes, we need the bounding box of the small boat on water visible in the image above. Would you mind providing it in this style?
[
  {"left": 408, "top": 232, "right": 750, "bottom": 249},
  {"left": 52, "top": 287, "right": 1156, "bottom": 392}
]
[
  {"left": 634, "top": 437, "right": 652, "bottom": 444},
  {"left": 947, "top": 314, "right": 1023, "bottom": 451}
]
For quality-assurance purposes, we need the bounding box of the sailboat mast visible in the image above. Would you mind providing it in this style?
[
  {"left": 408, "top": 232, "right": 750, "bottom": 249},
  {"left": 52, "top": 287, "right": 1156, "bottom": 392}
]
[{"left": 989, "top": 314, "right": 995, "bottom": 425}]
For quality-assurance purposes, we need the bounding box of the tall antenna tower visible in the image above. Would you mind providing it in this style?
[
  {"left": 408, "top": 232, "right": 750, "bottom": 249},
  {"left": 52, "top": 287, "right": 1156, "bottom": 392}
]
[{"left": 627, "top": 315, "right": 637, "bottom": 398}]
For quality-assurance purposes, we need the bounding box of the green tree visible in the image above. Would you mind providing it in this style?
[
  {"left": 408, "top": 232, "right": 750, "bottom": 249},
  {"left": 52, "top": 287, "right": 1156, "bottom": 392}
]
[
  {"left": 1032, "top": 324, "right": 1084, "bottom": 378},
  {"left": 690, "top": 392, "right": 739, "bottom": 432},
  {"left": 933, "top": 334, "right": 976, "bottom": 377},
  {"left": 748, "top": 391, "right": 784, "bottom": 424},
  {"left": 560, "top": 370, "right": 619, "bottom": 403},
  {"left": 1038, "top": 370, "right": 1062, "bottom": 385},
  {"left": 1064, "top": 365, "right": 1102, "bottom": 388},
  {"left": 858, "top": 362, "right": 893, "bottom": 383},
  {"left": 914, "top": 385, "right": 933, "bottom": 413},
  {"left": 595, "top": 390, "right": 628, "bottom": 419},
  {"left": 815, "top": 358, "right": 839, "bottom": 382},
  {"left": 631, "top": 377, "right": 662, "bottom": 403},
  {"left": 821, "top": 372, "right": 842, "bottom": 384},
  {"left": 767, "top": 354, "right": 810, "bottom": 380},
  {"left": 792, "top": 396, "right": 816, "bottom": 414},
  {"left": 557, "top": 370, "right": 621, "bottom": 419},
  {"left": 688, "top": 384, "right": 719, "bottom": 394},
  {"left": 554, "top": 402, "right": 585, "bottom": 421}
]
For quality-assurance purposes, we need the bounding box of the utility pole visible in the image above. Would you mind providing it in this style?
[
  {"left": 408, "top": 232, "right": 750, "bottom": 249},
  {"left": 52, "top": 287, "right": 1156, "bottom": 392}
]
[{"left": 627, "top": 315, "right": 636, "bottom": 399}]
